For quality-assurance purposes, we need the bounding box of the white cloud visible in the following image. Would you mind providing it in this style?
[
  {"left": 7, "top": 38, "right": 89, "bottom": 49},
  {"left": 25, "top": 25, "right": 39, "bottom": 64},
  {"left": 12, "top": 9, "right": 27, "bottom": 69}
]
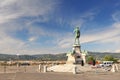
[
  {"left": 80, "top": 11, "right": 96, "bottom": 20},
  {"left": 0, "top": 36, "right": 25, "bottom": 54},
  {"left": 70, "top": 10, "right": 97, "bottom": 28},
  {"left": 0, "top": 0, "right": 58, "bottom": 24},
  {"left": 0, "top": 0, "right": 60, "bottom": 54},
  {"left": 80, "top": 22, "right": 120, "bottom": 44},
  {"left": 112, "top": 11, "right": 120, "bottom": 22},
  {"left": 0, "top": 0, "right": 16, "bottom": 7},
  {"left": 115, "top": 49, "right": 120, "bottom": 53},
  {"left": 71, "top": 19, "right": 84, "bottom": 28},
  {"left": 57, "top": 36, "right": 73, "bottom": 48},
  {"left": 0, "top": 23, "right": 26, "bottom": 54},
  {"left": 28, "top": 37, "right": 38, "bottom": 42}
]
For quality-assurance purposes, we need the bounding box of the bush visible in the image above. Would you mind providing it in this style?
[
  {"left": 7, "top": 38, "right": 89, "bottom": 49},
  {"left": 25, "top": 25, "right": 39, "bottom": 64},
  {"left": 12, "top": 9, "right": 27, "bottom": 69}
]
[{"left": 86, "top": 56, "right": 96, "bottom": 65}]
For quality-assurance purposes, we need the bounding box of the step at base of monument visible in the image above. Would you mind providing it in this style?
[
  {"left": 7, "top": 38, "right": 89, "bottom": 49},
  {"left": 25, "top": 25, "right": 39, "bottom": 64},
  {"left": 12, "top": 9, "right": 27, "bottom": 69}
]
[{"left": 47, "top": 64, "right": 92, "bottom": 72}]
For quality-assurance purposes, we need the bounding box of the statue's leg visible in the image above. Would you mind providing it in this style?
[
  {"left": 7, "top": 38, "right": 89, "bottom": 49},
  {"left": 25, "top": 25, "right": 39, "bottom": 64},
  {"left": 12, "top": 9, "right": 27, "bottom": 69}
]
[
  {"left": 76, "top": 38, "right": 80, "bottom": 45},
  {"left": 78, "top": 38, "right": 80, "bottom": 45},
  {"left": 74, "top": 38, "right": 76, "bottom": 44}
]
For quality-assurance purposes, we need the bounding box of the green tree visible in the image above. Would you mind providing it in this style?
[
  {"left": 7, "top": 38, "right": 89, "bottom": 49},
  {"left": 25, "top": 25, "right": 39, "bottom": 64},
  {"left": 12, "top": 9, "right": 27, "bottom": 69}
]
[
  {"left": 102, "top": 55, "right": 118, "bottom": 63},
  {"left": 86, "top": 56, "right": 95, "bottom": 64}
]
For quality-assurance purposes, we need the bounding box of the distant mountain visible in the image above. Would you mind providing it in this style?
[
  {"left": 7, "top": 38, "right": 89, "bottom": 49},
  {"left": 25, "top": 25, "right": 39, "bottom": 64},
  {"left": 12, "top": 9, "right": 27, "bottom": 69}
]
[
  {"left": 0, "top": 53, "right": 67, "bottom": 61},
  {"left": 0, "top": 54, "right": 16, "bottom": 61},
  {"left": 0, "top": 54, "right": 36, "bottom": 61},
  {"left": 33, "top": 53, "right": 67, "bottom": 61},
  {"left": 0, "top": 52, "right": 120, "bottom": 61}
]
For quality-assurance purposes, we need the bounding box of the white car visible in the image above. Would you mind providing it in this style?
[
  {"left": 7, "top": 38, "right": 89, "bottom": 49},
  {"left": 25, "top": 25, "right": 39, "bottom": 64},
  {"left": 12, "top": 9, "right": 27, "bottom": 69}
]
[{"left": 99, "top": 61, "right": 113, "bottom": 67}]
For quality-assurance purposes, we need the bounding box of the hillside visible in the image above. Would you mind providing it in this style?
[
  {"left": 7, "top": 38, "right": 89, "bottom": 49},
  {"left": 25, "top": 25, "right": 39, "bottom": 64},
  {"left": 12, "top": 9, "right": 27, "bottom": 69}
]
[
  {"left": 0, "top": 52, "right": 120, "bottom": 61},
  {"left": 0, "top": 53, "right": 67, "bottom": 61}
]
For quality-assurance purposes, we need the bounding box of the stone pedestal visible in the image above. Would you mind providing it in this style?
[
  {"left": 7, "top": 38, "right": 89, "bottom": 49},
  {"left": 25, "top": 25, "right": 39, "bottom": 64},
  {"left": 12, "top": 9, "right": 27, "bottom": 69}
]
[
  {"left": 66, "top": 44, "right": 83, "bottom": 64},
  {"left": 66, "top": 54, "right": 76, "bottom": 64},
  {"left": 74, "top": 45, "right": 83, "bottom": 64},
  {"left": 81, "top": 54, "right": 86, "bottom": 64}
]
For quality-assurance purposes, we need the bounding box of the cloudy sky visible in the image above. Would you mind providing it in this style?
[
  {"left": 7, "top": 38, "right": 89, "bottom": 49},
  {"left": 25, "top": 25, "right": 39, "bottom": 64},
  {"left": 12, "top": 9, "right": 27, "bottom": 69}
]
[{"left": 0, "top": 0, "right": 120, "bottom": 55}]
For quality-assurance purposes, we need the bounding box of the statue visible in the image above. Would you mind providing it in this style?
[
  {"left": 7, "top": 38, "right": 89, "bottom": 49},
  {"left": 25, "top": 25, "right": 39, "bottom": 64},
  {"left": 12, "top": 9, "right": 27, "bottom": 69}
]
[{"left": 74, "top": 27, "right": 80, "bottom": 45}]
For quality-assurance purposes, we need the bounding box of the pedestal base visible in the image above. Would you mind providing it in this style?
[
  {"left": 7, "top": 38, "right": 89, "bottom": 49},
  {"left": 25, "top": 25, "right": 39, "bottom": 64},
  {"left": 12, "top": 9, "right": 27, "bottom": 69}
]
[
  {"left": 47, "top": 64, "right": 92, "bottom": 73},
  {"left": 66, "top": 54, "right": 75, "bottom": 64}
]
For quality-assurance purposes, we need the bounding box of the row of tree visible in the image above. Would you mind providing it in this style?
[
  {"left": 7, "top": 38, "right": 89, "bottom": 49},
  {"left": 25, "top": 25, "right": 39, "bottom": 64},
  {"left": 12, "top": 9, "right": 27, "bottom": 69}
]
[{"left": 86, "top": 55, "right": 119, "bottom": 64}]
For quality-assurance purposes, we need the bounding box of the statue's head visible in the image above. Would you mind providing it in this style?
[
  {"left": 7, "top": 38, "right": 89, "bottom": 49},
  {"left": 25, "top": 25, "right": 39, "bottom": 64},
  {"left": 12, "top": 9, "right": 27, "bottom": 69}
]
[{"left": 76, "top": 26, "right": 79, "bottom": 29}]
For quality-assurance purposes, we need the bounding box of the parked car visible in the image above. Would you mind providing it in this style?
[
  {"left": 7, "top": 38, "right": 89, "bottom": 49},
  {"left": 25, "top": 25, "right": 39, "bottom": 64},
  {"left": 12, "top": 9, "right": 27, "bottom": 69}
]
[{"left": 99, "top": 61, "right": 113, "bottom": 67}]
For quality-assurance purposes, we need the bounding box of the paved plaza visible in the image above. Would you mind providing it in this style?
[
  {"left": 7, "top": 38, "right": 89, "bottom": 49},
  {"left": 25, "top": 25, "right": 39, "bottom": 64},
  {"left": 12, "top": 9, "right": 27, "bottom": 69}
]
[
  {"left": 0, "top": 65, "right": 120, "bottom": 80},
  {"left": 0, "top": 72, "right": 120, "bottom": 80}
]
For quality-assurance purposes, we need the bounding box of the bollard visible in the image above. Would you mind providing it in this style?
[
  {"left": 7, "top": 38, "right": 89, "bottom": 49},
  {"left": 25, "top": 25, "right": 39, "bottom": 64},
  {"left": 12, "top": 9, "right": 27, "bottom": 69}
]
[
  {"left": 17, "top": 63, "right": 19, "bottom": 67},
  {"left": 43, "top": 66, "right": 47, "bottom": 73},
  {"left": 39, "top": 64, "right": 42, "bottom": 72},
  {"left": 111, "top": 64, "right": 115, "bottom": 72},
  {"left": 4, "top": 61, "right": 7, "bottom": 73},
  {"left": 4, "top": 65, "right": 6, "bottom": 73},
  {"left": 73, "top": 66, "right": 77, "bottom": 74},
  {"left": 115, "top": 64, "right": 119, "bottom": 71},
  {"left": 95, "top": 67, "right": 98, "bottom": 74},
  {"left": 24, "top": 66, "right": 26, "bottom": 72}
]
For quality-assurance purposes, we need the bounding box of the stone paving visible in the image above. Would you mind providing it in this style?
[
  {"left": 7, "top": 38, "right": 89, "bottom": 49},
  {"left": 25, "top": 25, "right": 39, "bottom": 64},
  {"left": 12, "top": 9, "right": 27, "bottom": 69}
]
[
  {"left": 0, "top": 72, "right": 120, "bottom": 80},
  {"left": 0, "top": 65, "right": 120, "bottom": 80}
]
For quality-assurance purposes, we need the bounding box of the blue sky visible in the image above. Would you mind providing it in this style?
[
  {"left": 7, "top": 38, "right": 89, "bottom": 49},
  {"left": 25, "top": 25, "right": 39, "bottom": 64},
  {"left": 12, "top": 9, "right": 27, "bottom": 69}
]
[{"left": 0, "top": 0, "right": 120, "bottom": 54}]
